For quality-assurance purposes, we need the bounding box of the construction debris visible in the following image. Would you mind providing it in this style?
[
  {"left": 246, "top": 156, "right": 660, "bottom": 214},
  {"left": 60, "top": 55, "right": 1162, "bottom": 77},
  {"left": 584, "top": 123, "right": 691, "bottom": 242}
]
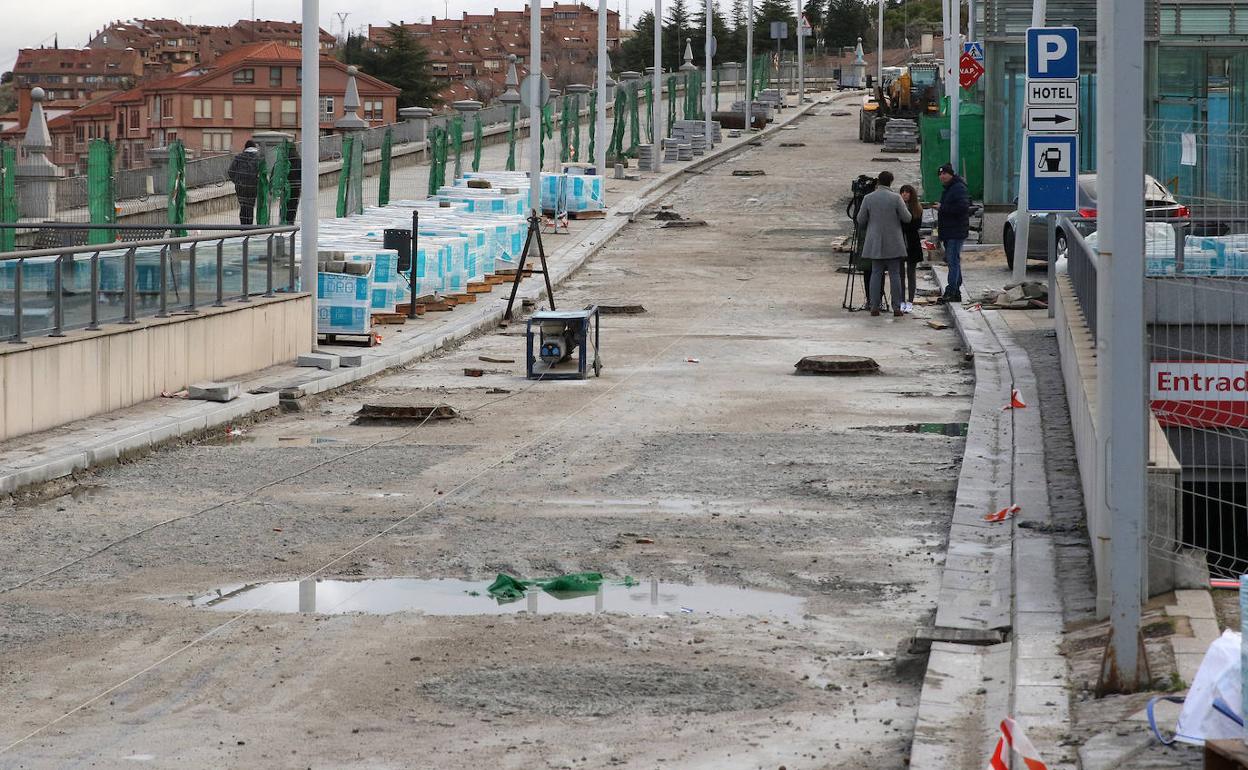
[
  {"left": 662, "top": 219, "right": 708, "bottom": 228},
  {"left": 795, "top": 355, "right": 880, "bottom": 375},
  {"left": 356, "top": 403, "right": 459, "bottom": 422},
  {"left": 977, "top": 281, "right": 1049, "bottom": 310}
]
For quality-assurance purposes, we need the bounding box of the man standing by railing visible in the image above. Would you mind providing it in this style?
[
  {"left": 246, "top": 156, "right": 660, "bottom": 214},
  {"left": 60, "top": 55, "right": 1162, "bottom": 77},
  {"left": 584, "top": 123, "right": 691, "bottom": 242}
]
[{"left": 228, "top": 140, "right": 262, "bottom": 225}]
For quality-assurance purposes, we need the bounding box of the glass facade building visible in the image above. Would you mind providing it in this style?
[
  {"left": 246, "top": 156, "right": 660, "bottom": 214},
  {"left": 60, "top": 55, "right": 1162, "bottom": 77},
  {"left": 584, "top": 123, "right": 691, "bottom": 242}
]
[{"left": 980, "top": 1, "right": 1247, "bottom": 206}]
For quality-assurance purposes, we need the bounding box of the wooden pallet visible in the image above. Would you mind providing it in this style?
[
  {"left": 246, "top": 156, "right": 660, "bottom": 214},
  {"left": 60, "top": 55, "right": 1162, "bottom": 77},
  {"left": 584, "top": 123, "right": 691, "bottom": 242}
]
[
  {"left": 1206, "top": 740, "right": 1248, "bottom": 770},
  {"left": 467, "top": 281, "right": 493, "bottom": 294},
  {"left": 318, "top": 331, "right": 377, "bottom": 347},
  {"left": 451, "top": 292, "right": 477, "bottom": 304},
  {"left": 371, "top": 312, "right": 408, "bottom": 325},
  {"left": 483, "top": 274, "right": 510, "bottom": 285},
  {"left": 542, "top": 209, "right": 606, "bottom": 220},
  {"left": 394, "top": 303, "right": 428, "bottom": 316}
]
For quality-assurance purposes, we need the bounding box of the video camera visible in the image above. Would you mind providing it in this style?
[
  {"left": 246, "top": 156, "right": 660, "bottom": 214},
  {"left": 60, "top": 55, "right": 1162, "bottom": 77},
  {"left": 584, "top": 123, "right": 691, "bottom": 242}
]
[
  {"left": 846, "top": 174, "right": 877, "bottom": 223},
  {"left": 841, "top": 174, "right": 878, "bottom": 311}
]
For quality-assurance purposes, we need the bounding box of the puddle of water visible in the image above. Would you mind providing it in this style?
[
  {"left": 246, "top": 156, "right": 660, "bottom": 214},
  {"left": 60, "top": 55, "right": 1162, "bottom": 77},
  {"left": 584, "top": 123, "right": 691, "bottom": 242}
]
[
  {"left": 204, "top": 435, "right": 342, "bottom": 447},
  {"left": 191, "top": 577, "right": 805, "bottom": 620},
  {"left": 853, "top": 422, "right": 968, "bottom": 437}
]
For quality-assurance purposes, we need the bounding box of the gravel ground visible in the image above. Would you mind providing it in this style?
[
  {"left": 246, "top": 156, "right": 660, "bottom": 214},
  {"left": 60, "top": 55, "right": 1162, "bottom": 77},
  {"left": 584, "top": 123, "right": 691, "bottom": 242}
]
[{"left": 0, "top": 101, "right": 973, "bottom": 769}]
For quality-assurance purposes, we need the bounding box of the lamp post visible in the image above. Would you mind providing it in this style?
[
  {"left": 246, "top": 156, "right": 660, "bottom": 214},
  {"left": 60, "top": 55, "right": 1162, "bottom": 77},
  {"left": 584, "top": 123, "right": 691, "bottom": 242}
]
[{"left": 300, "top": 0, "right": 319, "bottom": 343}]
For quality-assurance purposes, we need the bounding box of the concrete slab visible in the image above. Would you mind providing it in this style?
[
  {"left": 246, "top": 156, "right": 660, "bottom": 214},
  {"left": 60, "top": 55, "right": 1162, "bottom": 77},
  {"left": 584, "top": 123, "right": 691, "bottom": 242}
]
[{"left": 188, "top": 381, "right": 242, "bottom": 402}]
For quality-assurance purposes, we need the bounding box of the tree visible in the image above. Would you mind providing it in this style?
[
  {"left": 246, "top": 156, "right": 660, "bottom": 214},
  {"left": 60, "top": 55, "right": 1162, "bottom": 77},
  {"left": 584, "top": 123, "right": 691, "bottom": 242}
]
[
  {"left": 341, "top": 26, "right": 439, "bottom": 108},
  {"left": 724, "top": 0, "right": 748, "bottom": 62},
  {"left": 687, "top": 0, "right": 734, "bottom": 67},
  {"left": 753, "top": 0, "right": 799, "bottom": 53},
  {"left": 664, "top": 0, "right": 692, "bottom": 69},
  {"left": 618, "top": 10, "right": 656, "bottom": 72},
  {"left": 824, "top": 0, "right": 871, "bottom": 51}
]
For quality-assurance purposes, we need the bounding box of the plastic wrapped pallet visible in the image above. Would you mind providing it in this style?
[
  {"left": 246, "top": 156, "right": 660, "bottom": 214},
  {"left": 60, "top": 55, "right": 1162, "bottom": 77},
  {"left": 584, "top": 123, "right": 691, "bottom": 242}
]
[{"left": 317, "top": 266, "right": 373, "bottom": 335}]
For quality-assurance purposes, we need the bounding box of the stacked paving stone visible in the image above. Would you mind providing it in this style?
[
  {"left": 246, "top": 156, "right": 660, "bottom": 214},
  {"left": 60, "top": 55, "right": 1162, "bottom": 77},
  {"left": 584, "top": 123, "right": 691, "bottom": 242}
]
[{"left": 883, "top": 118, "right": 919, "bottom": 153}]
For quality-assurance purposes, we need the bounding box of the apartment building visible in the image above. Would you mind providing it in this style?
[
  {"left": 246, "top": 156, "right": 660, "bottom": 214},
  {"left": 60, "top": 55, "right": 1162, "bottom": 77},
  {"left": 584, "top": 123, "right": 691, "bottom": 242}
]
[{"left": 9, "top": 48, "right": 144, "bottom": 128}]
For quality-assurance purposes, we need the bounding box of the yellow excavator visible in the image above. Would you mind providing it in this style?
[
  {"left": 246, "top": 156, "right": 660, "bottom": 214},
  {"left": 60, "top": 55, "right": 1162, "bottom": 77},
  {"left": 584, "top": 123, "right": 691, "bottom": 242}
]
[{"left": 859, "top": 61, "right": 942, "bottom": 143}]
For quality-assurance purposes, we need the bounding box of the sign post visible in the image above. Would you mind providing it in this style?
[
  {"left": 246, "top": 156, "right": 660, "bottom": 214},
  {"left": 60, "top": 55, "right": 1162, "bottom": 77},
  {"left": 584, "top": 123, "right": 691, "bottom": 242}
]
[{"left": 1023, "top": 27, "right": 1080, "bottom": 216}]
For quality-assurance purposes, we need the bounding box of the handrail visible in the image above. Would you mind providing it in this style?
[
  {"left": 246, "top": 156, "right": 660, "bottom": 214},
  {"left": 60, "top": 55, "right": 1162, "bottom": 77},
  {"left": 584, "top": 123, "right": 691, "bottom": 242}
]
[{"left": 0, "top": 226, "right": 298, "bottom": 262}]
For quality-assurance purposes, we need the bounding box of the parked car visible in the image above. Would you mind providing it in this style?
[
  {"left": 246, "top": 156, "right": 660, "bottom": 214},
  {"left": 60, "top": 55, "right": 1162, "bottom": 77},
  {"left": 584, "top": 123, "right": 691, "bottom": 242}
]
[{"left": 1003, "top": 174, "right": 1189, "bottom": 269}]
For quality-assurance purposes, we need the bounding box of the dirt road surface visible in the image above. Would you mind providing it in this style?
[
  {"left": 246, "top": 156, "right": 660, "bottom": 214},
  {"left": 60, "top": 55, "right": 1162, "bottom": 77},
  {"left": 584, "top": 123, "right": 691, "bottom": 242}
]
[{"left": 0, "top": 103, "right": 973, "bottom": 769}]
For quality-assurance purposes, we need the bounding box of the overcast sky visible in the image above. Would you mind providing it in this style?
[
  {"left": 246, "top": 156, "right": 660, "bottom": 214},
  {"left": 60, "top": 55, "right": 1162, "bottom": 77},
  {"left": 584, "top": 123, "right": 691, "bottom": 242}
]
[{"left": 1, "top": 0, "right": 629, "bottom": 74}]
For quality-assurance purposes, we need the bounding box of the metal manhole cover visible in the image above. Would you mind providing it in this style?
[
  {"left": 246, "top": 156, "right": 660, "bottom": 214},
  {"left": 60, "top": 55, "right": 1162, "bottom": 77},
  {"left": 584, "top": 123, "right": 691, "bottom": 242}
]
[{"left": 794, "top": 355, "right": 880, "bottom": 375}]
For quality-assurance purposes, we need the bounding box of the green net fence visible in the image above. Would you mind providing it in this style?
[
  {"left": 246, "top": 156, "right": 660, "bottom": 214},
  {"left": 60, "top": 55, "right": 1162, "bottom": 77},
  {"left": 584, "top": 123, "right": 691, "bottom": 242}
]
[
  {"left": 644, "top": 81, "right": 654, "bottom": 142},
  {"left": 541, "top": 102, "right": 554, "bottom": 167},
  {"left": 0, "top": 144, "right": 16, "bottom": 252},
  {"left": 379, "top": 128, "right": 393, "bottom": 206},
  {"left": 627, "top": 84, "right": 640, "bottom": 157},
  {"left": 255, "top": 152, "right": 271, "bottom": 226},
  {"left": 427, "top": 126, "right": 448, "bottom": 196},
  {"left": 166, "top": 140, "right": 187, "bottom": 237},
  {"left": 86, "top": 139, "right": 115, "bottom": 245},
  {"left": 471, "top": 115, "right": 483, "bottom": 173},
  {"left": 506, "top": 106, "right": 518, "bottom": 171},
  {"left": 571, "top": 93, "right": 582, "bottom": 162},
  {"left": 587, "top": 93, "right": 597, "bottom": 165},
  {"left": 336, "top": 135, "right": 353, "bottom": 217},
  {"left": 607, "top": 87, "right": 626, "bottom": 163},
  {"left": 450, "top": 115, "right": 464, "bottom": 180},
  {"left": 271, "top": 140, "right": 293, "bottom": 225},
  {"left": 714, "top": 69, "right": 721, "bottom": 112},
  {"left": 667, "top": 76, "right": 678, "bottom": 136},
  {"left": 560, "top": 94, "right": 572, "bottom": 163}
]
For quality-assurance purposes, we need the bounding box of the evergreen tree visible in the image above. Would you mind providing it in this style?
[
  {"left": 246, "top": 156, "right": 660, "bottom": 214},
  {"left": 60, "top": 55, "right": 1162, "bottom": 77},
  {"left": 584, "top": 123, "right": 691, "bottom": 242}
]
[
  {"left": 342, "top": 26, "right": 439, "bottom": 107},
  {"left": 689, "top": 0, "right": 734, "bottom": 66},
  {"left": 824, "top": 0, "right": 871, "bottom": 51},
  {"left": 753, "top": 0, "right": 798, "bottom": 52},
  {"left": 724, "top": 0, "right": 747, "bottom": 62},
  {"left": 664, "top": 0, "right": 692, "bottom": 70},
  {"left": 618, "top": 10, "right": 657, "bottom": 72}
]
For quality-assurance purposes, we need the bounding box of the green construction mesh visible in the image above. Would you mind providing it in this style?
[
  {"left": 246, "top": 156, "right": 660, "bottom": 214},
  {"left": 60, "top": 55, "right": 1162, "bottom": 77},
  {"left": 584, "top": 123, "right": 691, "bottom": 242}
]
[
  {"left": 166, "top": 140, "right": 187, "bottom": 237},
  {"left": 627, "top": 84, "right": 640, "bottom": 156},
  {"left": 571, "top": 93, "right": 581, "bottom": 162},
  {"left": 506, "top": 106, "right": 518, "bottom": 171},
  {"left": 667, "top": 76, "right": 677, "bottom": 136},
  {"left": 271, "top": 140, "right": 292, "bottom": 225},
  {"left": 560, "top": 94, "right": 572, "bottom": 163},
  {"left": 427, "top": 126, "right": 448, "bottom": 196},
  {"left": 255, "top": 152, "right": 271, "bottom": 226},
  {"left": 379, "top": 128, "right": 393, "bottom": 206},
  {"left": 0, "top": 144, "right": 16, "bottom": 253},
  {"left": 471, "top": 115, "right": 483, "bottom": 173},
  {"left": 336, "top": 135, "right": 353, "bottom": 217},
  {"left": 487, "top": 572, "right": 606, "bottom": 602},
  {"left": 607, "top": 87, "right": 626, "bottom": 162},
  {"left": 587, "top": 93, "right": 597, "bottom": 165},
  {"left": 644, "top": 81, "right": 654, "bottom": 142},
  {"left": 450, "top": 115, "right": 464, "bottom": 180},
  {"left": 87, "top": 139, "right": 115, "bottom": 245},
  {"left": 541, "top": 102, "right": 554, "bottom": 167},
  {"left": 714, "top": 69, "right": 721, "bottom": 112}
]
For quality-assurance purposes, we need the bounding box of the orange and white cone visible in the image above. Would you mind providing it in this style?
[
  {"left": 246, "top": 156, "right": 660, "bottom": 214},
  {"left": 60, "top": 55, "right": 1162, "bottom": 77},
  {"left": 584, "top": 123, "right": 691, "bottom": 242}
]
[
  {"left": 983, "top": 504, "right": 1021, "bottom": 523},
  {"left": 1002, "top": 388, "right": 1027, "bottom": 410},
  {"left": 989, "top": 717, "right": 1049, "bottom": 770}
]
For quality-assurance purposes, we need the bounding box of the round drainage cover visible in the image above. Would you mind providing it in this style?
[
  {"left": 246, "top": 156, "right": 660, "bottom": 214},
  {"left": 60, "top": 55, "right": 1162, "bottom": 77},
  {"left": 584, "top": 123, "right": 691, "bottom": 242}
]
[{"left": 795, "top": 355, "right": 880, "bottom": 375}]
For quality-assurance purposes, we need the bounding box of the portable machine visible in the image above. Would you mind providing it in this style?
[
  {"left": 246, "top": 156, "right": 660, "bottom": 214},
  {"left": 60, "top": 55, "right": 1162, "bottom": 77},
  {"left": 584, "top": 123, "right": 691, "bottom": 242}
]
[{"left": 525, "top": 306, "right": 603, "bottom": 380}]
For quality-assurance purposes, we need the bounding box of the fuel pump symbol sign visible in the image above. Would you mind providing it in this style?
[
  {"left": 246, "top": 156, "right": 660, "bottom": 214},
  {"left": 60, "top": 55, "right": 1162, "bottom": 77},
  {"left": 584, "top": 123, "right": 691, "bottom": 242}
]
[{"left": 1026, "top": 134, "right": 1078, "bottom": 212}]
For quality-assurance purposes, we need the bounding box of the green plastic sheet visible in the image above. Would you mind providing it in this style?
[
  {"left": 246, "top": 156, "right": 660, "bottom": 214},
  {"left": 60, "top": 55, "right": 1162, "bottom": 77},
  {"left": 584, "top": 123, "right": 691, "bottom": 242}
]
[
  {"left": 560, "top": 94, "right": 572, "bottom": 163},
  {"left": 667, "top": 76, "right": 678, "bottom": 136},
  {"left": 0, "top": 144, "right": 16, "bottom": 253},
  {"left": 487, "top": 572, "right": 607, "bottom": 602},
  {"left": 571, "top": 93, "right": 581, "bottom": 162},
  {"left": 255, "top": 152, "right": 270, "bottom": 226},
  {"left": 379, "top": 128, "right": 393, "bottom": 206},
  {"left": 627, "top": 84, "right": 640, "bottom": 157},
  {"left": 166, "top": 140, "right": 187, "bottom": 237},
  {"left": 644, "top": 81, "right": 654, "bottom": 142},
  {"left": 714, "top": 69, "right": 721, "bottom": 112},
  {"left": 587, "top": 93, "right": 597, "bottom": 166},
  {"left": 87, "top": 139, "right": 115, "bottom": 245},
  {"left": 541, "top": 102, "right": 555, "bottom": 167},
  {"left": 471, "top": 115, "right": 483, "bottom": 173},
  {"left": 336, "top": 135, "right": 353, "bottom": 218},
  {"left": 506, "top": 106, "right": 518, "bottom": 171},
  {"left": 450, "top": 115, "right": 464, "bottom": 180},
  {"left": 607, "top": 87, "right": 627, "bottom": 163},
  {"left": 271, "top": 140, "right": 293, "bottom": 225}
]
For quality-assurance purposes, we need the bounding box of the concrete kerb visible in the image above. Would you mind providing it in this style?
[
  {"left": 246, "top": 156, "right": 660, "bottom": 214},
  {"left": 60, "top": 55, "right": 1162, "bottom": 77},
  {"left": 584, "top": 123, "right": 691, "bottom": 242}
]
[
  {"left": 909, "top": 266, "right": 1075, "bottom": 770},
  {"left": 0, "top": 92, "right": 844, "bottom": 498}
]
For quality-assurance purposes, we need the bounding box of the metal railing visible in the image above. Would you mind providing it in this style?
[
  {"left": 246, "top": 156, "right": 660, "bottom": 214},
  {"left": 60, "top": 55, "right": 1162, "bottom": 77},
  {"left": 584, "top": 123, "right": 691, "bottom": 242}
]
[
  {"left": 0, "top": 223, "right": 299, "bottom": 343},
  {"left": 1064, "top": 226, "right": 1098, "bottom": 340}
]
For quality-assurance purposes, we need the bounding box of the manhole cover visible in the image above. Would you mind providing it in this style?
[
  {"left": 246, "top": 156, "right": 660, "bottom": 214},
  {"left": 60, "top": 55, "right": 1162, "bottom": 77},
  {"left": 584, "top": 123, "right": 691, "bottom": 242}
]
[
  {"left": 732, "top": 169, "right": 766, "bottom": 176},
  {"left": 599, "top": 303, "right": 647, "bottom": 315},
  {"left": 662, "top": 219, "right": 707, "bottom": 228},
  {"left": 356, "top": 403, "right": 459, "bottom": 421},
  {"left": 779, "top": 142, "right": 807, "bottom": 147},
  {"left": 794, "top": 355, "right": 880, "bottom": 375}
]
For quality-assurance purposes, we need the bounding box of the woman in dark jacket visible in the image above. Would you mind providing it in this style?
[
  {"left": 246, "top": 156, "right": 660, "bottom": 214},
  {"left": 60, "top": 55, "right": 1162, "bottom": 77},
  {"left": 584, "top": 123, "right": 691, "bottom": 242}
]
[{"left": 899, "top": 184, "right": 924, "bottom": 313}]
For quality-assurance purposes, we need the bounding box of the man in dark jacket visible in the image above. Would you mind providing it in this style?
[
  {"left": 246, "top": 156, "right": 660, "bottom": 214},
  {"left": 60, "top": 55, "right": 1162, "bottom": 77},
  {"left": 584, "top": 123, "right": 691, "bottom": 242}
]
[
  {"left": 936, "top": 162, "right": 971, "bottom": 303},
  {"left": 227, "top": 139, "right": 261, "bottom": 225}
]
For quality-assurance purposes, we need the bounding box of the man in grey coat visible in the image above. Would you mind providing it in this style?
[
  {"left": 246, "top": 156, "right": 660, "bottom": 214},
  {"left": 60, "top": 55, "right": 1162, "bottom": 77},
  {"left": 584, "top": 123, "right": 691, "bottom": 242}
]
[{"left": 855, "top": 170, "right": 911, "bottom": 316}]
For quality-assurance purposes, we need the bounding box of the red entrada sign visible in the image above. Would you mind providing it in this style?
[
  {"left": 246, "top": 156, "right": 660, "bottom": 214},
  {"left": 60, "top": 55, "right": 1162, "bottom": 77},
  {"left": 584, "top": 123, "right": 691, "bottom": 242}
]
[
  {"left": 960, "top": 52, "right": 985, "bottom": 89},
  {"left": 1151, "top": 361, "right": 1248, "bottom": 428}
]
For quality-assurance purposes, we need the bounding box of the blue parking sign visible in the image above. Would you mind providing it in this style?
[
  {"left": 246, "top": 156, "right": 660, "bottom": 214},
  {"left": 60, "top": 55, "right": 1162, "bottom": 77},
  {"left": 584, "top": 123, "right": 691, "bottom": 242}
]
[
  {"left": 1026, "top": 27, "right": 1079, "bottom": 80},
  {"left": 1027, "top": 134, "right": 1078, "bottom": 212}
]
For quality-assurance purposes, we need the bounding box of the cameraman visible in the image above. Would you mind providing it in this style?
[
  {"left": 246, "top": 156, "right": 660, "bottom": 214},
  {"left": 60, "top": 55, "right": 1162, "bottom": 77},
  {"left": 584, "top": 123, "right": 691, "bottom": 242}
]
[{"left": 856, "top": 170, "right": 912, "bottom": 317}]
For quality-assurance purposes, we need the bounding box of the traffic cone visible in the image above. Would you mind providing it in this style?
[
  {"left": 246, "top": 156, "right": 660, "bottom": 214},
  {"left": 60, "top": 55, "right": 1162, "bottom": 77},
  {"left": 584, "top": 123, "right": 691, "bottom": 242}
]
[{"left": 983, "top": 504, "right": 1021, "bottom": 523}]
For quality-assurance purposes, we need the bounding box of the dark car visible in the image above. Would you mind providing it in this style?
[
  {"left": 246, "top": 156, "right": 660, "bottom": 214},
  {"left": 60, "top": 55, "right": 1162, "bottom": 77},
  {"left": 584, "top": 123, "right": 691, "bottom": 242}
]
[{"left": 1003, "top": 174, "right": 1189, "bottom": 268}]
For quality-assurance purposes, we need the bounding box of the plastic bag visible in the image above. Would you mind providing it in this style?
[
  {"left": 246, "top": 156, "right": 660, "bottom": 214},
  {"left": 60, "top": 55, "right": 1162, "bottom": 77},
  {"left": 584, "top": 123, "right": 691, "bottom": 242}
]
[{"left": 1173, "top": 630, "right": 1243, "bottom": 745}]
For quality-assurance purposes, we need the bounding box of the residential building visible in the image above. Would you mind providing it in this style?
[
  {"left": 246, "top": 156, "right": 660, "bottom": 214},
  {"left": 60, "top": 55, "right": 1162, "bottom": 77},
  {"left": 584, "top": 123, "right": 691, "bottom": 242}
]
[
  {"left": 36, "top": 42, "right": 398, "bottom": 173},
  {"left": 9, "top": 48, "right": 144, "bottom": 129}
]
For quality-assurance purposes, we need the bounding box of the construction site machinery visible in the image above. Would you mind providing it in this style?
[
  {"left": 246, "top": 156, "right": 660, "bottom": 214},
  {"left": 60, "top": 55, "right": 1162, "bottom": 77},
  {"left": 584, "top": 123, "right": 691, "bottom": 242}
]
[{"left": 859, "top": 62, "right": 942, "bottom": 144}]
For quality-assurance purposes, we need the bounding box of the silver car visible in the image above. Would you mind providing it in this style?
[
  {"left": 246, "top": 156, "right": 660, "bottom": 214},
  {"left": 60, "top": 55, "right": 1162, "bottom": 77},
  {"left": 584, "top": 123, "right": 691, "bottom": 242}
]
[{"left": 1003, "top": 174, "right": 1188, "bottom": 269}]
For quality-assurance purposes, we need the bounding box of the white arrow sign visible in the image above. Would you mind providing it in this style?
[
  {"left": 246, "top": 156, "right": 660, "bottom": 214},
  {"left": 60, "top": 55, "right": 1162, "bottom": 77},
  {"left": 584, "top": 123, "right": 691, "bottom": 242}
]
[{"left": 1026, "top": 107, "right": 1078, "bottom": 133}]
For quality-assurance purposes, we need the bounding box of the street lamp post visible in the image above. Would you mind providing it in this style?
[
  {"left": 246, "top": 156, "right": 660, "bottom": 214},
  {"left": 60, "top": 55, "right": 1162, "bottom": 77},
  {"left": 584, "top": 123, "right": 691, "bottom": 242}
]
[{"left": 300, "top": 0, "right": 319, "bottom": 344}]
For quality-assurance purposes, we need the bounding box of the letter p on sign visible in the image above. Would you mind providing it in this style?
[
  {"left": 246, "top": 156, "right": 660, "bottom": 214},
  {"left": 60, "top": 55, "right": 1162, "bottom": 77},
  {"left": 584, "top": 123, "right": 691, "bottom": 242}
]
[{"left": 1027, "top": 27, "right": 1079, "bottom": 80}]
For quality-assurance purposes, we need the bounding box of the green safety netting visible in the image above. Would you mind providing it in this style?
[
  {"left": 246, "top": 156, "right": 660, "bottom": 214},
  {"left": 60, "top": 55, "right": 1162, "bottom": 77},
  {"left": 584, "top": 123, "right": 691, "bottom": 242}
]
[
  {"left": 379, "top": 128, "right": 393, "bottom": 206},
  {"left": 571, "top": 93, "right": 581, "bottom": 162},
  {"left": 271, "top": 140, "right": 293, "bottom": 225},
  {"left": 541, "top": 102, "right": 554, "bottom": 167},
  {"left": 607, "top": 86, "right": 626, "bottom": 162},
  {"left": 666, "top": 75, "right": 677, "bottom": 136},
  {"left": 336, "top": 135, "right": 353, "bottom": 217},
  {"left": 255, "top": 151, "right": 270, "bottom": 226},
  {"left": 560, "top": 94, "right": 572, "bottom": 164},
  {"left": 166, "top": 140, "right": 187, "bottom": 237},
  {"left": 471, "top": 115, "right": 483, "bottom": 173},
  {"left": 87, "top": 139, "right": 115, "bottom": 245},
  {"left": 450, "top": 115, "right": 464, "bottom": 179},
  {"left": 627, "top": 84, "right": 640, "bottom": 157},
  {"left": 714, "top": 69, "right": 721, "bottom": 112},
  {"left": 506, "top": 106, "right": 518, "bottom": 171},
  {"left": 486, "top": 572, "right": 637, "bottom": 603},
  {"left": 587, "top": 93, "right": 597, "bottom": 165},
  {"left": 644, "top": 81, "right": 654, "bottom": 142},
  {"left": 0, "top": 144, "right": 16, "bottom": 253},
  {"left": 427, "top": 126, "right": 448, "bottom": 196},
  {"left": 350, "top": 135, "right": 364, "bottom": 214}
]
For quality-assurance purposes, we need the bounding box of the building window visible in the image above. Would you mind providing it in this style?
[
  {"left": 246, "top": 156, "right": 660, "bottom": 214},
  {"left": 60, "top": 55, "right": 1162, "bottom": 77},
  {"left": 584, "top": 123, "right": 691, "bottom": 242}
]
[
  {"left": 233, "top": 68, "right": 255, "bottom": 84},
  {"left": 203, "top": 129, "right": 232, "bottom": 152},
  {"left": 161, "top": 96, "right": 173, "bottom": 119},
  {"left": 223, "top": 98, "right": 233, "bottom": 120},
  {"left": 281, "top": 99, "right": 297, "bottom": 127},
  {"left": 75, "top": 125, "right": 85, "bottom": 142},
  {"left": 318, "top": 96, "right": 335, "bottom": 120},
  {"left": 269, "top": 66, "right": 283, "bottom": 87},
  {"left": 254, "top": 99, "right": 271, "bottom": 127},
  {"left": 192, "top": 97, "right": 212, "bottom": 119},
  {"left": 364, "top": 100, "right": 384, "bottom": 121},
  {"left": 296, "top": 66, "right": 302, "bottom": 84},
  {"left": 129, "top": 109, "right": 140, "bottom": 133}
]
